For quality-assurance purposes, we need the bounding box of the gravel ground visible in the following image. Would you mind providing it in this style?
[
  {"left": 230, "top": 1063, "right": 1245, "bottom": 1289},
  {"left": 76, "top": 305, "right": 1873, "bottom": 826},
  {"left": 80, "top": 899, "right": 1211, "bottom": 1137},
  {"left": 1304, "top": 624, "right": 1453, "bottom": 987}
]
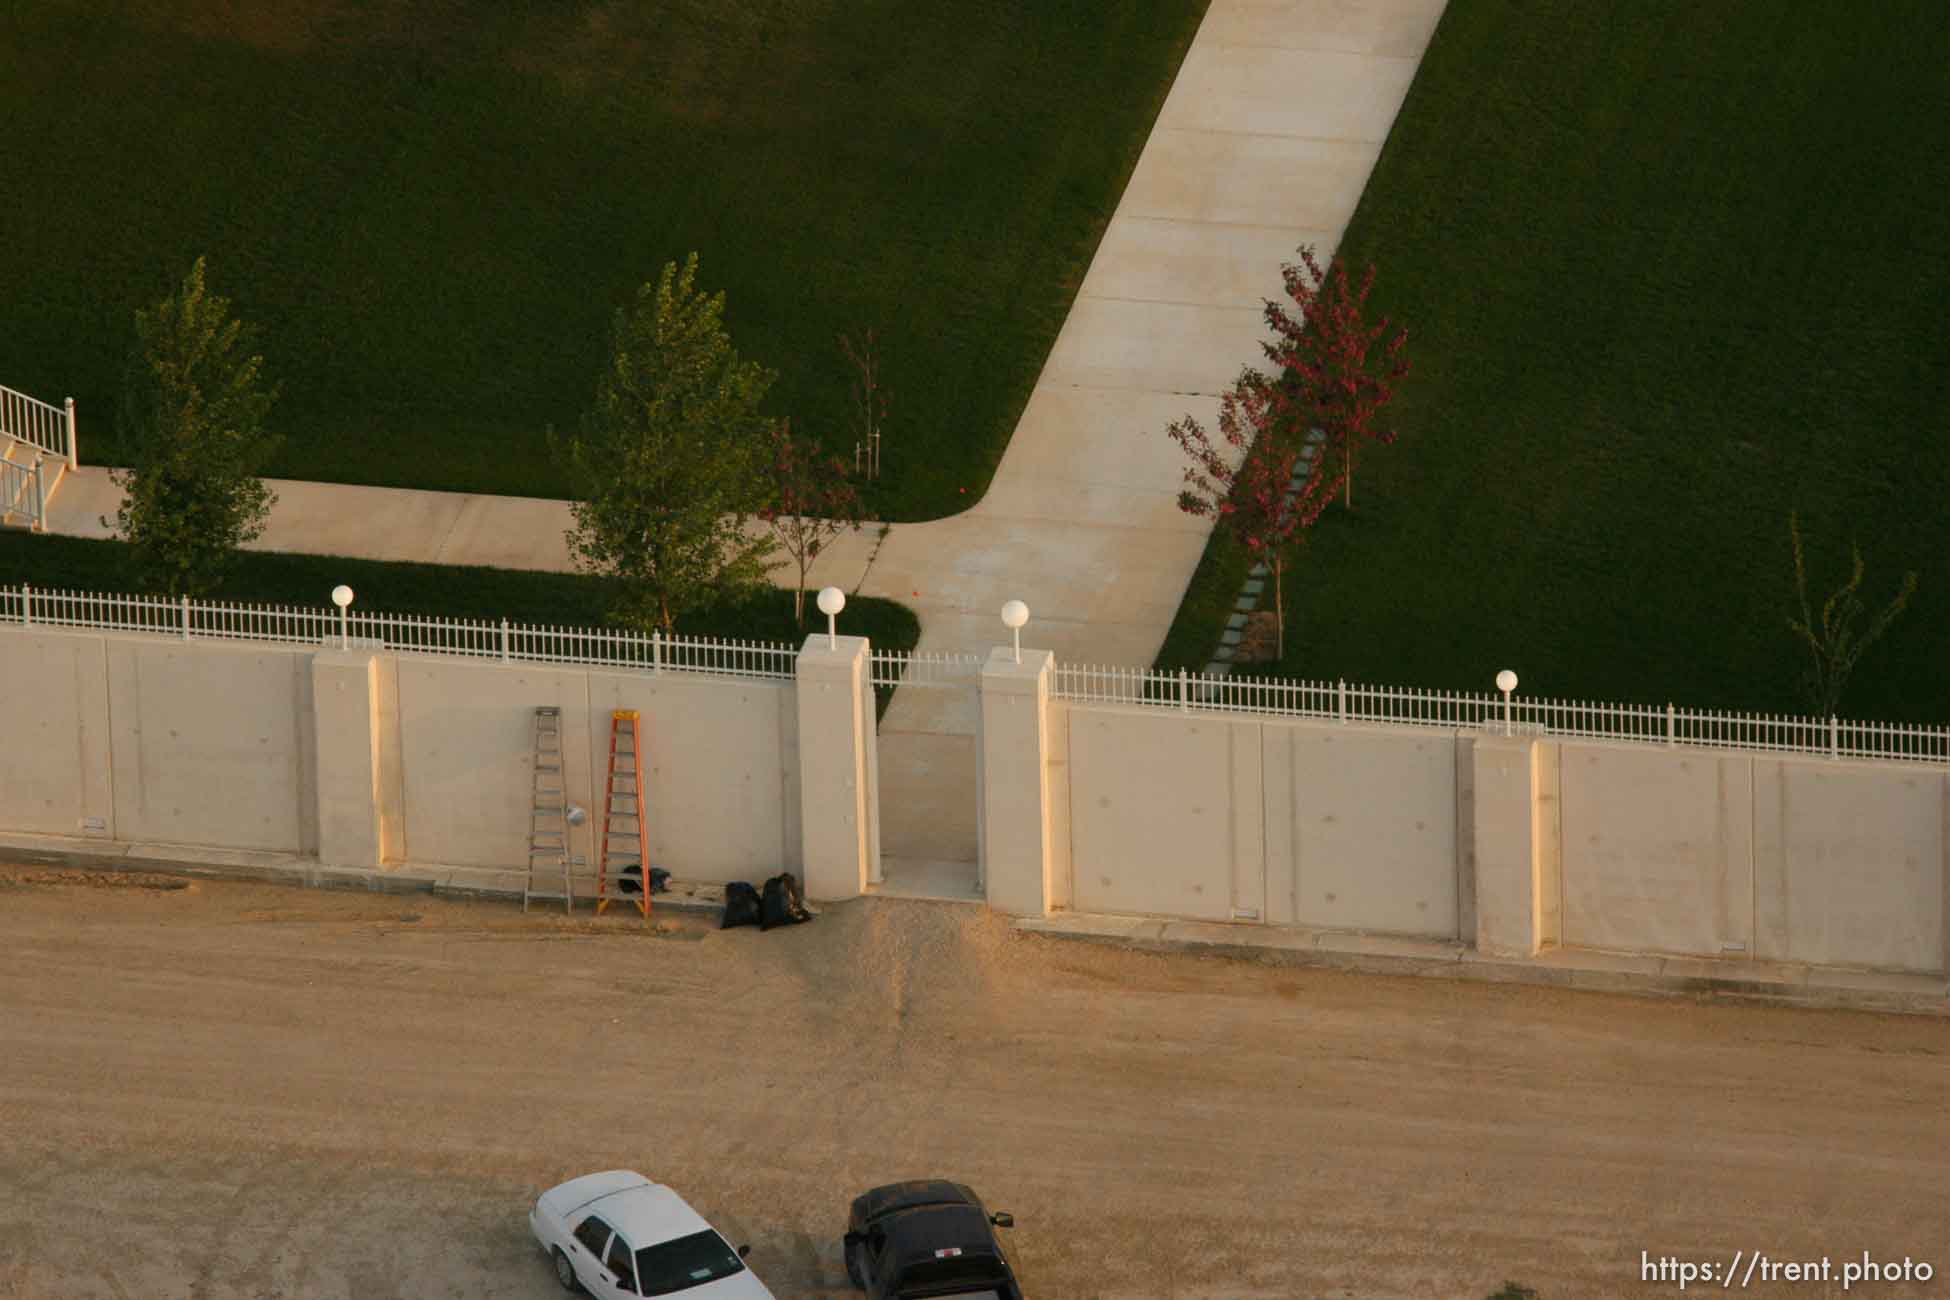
[{"left": 1, "top": 867, "right": 1946, "bottom": 1299}]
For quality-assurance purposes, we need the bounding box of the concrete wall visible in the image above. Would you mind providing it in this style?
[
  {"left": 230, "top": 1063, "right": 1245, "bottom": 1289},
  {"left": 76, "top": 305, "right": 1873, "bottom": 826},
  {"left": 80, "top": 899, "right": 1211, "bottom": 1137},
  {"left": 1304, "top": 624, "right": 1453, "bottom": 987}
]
[
  {"left": 104, "top": 638, "right": 317, "bottom": 853},
  {"left": 1050, "top": 707, "right": 1946, "bottom": 974},
  {"left": 1559, "top": 745, "right": 1753, "bottom": 958},
  {"left": 383, "top": 657, "right": 800, "bottom": 880},
  {"left": 1553, "top": 739, "right": 1947, "bottom": 973},
  {"left": 1263, "top": 719, "right": 1460, "bottom": 937},
  {"left": 6, "top": 621, "right": 1946, "bottom": 975},
  {"left": 0, "top": 624, "right": 837, "bottom": 890},
  {"left": 0, "top": 628, "right": 112, "bottom": 838},
  {"left": 1068, "top": 707, "right": 1247, "bottom": 922},
  {"left": 0, "top": 628, "right": 313, "bottom": 851},
  {"left": 1754, "top": 758, "right": 1946, "bottom": 970},
  {"left": 1063, "top": 705, "right": 1462, "bottom": 938}
]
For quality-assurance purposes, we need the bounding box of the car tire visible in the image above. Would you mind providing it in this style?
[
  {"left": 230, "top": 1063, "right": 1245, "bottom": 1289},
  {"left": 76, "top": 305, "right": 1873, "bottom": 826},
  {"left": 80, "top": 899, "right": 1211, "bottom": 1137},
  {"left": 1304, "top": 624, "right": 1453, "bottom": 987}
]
[
  {"left": 552, "top": 1247, "right": 579, "bottom": 1293},
  {"left": 845, "top": 1239, "right": 864, "bottom": 1289}
]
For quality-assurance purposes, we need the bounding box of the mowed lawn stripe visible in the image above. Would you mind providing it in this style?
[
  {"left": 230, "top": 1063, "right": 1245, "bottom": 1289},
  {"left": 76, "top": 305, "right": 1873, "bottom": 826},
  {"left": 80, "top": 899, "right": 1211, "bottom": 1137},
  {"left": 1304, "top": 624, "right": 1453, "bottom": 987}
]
[
  {"left": 1, "top": 1, "right": 1208, "bottom": 519},
  {"left": 1158, "top": 0, "right": 1950, "bottom": 724}
]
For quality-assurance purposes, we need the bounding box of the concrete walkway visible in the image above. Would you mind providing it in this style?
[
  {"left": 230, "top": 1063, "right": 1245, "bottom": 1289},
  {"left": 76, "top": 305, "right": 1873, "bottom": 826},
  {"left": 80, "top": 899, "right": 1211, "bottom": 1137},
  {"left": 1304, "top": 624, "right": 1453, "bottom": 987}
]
[{"left": 39, "top": 0, "right": 1449, "bottom": 877}]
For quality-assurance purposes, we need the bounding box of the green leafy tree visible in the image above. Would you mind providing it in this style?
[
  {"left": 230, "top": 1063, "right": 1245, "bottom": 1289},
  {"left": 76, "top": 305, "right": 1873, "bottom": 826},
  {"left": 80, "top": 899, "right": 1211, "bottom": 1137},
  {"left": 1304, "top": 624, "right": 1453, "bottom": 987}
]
[
  {"left": 108, "top": 257, "right": 280, "bottom": 596},
  {"left": 557, "top": 254, "right": 778, "bottom": 632},
  {"left": 1787, "top": 511, "right": 1918, "bottom": 717}
]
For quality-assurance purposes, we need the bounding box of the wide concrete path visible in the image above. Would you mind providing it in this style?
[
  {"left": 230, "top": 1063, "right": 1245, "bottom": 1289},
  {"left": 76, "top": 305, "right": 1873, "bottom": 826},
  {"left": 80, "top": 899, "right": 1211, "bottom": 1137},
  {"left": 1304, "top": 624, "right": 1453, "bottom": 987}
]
[{"left": 41, "top": 0, "right": 1448, "bottom": 872}]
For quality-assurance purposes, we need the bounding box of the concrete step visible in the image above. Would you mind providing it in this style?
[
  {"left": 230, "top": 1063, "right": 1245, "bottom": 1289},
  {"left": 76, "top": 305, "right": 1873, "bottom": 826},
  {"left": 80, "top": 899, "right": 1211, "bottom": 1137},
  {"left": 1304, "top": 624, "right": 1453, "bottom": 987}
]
[
  {"left": 431, "top": 864, "right": 726, "bottom": 914},
  {"left": 38, "top": 456, "right": 68, "bottom": 511}
]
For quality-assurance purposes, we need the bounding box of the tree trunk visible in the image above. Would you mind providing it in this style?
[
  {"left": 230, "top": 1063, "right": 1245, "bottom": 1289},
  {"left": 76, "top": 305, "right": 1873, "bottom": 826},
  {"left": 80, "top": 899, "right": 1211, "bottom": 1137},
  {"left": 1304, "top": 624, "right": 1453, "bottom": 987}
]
[
  {"left": 1273, "top": 550, "right": 1285, "bottom": 662},
  {"left": 793, "top": 574, "right": 806, "bottom": 626}
]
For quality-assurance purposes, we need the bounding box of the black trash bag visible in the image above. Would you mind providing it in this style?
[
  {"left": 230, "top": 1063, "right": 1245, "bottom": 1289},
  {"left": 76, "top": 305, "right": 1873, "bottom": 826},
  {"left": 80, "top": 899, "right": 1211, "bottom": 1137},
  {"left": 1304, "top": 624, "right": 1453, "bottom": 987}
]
[
  {"left": 618, "top": 865, "right": 643, "bottom": 895},
  {"left": 721, "top": 881, "right": 763, "bottom": 929},
  {"left": 649, "top": 867, "right": 671, "bottom": 894},
  {"left": 759, "top": 872, "right": 812, "bottom": 931}
]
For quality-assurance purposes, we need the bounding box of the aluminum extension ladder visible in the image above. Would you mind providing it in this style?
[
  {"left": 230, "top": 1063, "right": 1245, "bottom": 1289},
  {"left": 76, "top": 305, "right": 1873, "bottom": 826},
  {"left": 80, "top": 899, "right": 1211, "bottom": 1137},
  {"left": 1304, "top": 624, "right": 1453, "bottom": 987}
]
[
  {"left": 524, "top": 707, "right": 573, "bottom": 914},
  {"left": 595, "top": 709, "right": 651, "bottom": 922}
]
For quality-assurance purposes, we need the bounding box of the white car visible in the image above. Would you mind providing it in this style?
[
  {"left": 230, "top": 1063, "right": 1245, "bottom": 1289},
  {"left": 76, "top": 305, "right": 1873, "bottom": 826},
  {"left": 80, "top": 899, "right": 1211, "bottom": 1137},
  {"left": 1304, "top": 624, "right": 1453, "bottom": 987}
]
[{"left": 529, "top": 1170, "right": 777, "bottom": 1298}]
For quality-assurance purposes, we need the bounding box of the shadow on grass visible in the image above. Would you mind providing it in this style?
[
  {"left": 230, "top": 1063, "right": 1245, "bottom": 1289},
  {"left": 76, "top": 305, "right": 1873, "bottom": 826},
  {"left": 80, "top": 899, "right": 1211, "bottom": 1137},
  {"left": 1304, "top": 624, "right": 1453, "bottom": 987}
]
[{"left": 0, "top": 532, "right": 920, "bottom": 660}]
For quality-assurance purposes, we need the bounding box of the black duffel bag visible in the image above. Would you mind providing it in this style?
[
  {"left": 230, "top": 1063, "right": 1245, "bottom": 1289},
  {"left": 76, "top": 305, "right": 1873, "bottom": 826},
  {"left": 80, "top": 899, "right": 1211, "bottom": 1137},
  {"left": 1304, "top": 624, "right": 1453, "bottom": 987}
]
[
  {"left": 721, "top": 881, "right": 763, "bottom": 929},
  {"left": 758, "top": 872, "right": 812, "bottom": 931}
]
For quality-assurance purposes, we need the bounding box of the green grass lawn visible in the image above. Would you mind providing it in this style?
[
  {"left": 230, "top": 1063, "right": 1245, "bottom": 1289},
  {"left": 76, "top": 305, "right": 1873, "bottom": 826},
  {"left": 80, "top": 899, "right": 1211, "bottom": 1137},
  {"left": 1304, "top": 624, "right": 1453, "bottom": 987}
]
[
  {"left": 0, "top": 532, "right": 919, "bottom": 654},
  {"left": 1, "top": 0, "right": 1207, "bottom": 520},
  {"left": 1158, "top": 0, "right": 1950, "bottom": 724}
]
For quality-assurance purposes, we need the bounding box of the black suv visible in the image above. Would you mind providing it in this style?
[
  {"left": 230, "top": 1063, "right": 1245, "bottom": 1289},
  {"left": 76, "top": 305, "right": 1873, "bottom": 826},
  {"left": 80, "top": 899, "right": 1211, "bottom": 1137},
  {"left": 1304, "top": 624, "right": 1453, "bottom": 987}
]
[{"left": 843, "top": 1181, "right": 1021, "bottom": 1299}]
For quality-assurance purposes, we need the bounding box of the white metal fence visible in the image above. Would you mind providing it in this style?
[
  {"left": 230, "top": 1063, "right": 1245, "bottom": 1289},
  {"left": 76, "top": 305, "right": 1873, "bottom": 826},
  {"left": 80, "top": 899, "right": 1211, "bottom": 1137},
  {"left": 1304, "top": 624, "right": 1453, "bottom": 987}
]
[
  {"left": 7, "top": 586, "right": 1946, "bottom": 763},
  {"left": 0, "top": 384, "right": 75, "bottom": 466},
  {"left": 868, "top": 648, "right": 985, "bottom": 689},
  {"left": 1051, "top": 663, "right": 1950, "bottom": 766},
  {"left": 1, "top": 586, "right": 797, "bottom": 680}
]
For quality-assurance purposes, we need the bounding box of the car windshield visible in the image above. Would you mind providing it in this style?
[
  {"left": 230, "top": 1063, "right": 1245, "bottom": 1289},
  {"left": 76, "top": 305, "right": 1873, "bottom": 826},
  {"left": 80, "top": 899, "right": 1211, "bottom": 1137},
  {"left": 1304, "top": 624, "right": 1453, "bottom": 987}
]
[{"left": 634, "top": 1229, "right": 747, "bottom": 1296}]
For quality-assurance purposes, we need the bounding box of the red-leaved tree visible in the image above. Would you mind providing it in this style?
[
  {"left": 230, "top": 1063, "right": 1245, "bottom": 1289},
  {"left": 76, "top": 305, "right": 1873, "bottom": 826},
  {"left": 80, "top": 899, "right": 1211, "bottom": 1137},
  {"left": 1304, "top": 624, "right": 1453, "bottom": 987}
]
[
  {"left": 758, "top": 419, "right": 864, "bottom": 626},
  {"left": 1263, "top": 245, "right": 1409, "bottom": 510},
  {"left": 1168, "top": 373, "right": 1345, "bottom": 661}
]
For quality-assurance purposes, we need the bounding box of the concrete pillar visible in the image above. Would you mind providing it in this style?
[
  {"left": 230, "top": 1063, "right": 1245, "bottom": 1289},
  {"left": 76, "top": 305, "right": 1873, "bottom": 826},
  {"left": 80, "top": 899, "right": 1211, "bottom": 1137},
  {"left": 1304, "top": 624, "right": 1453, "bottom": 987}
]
[
  {"left": 1942, "top": 775, "right": 1950, "bottom": 976},
  {"left": 1472, "top": 735, "right": 1549, "bottom": 957},
  {"left": 979, "top": 646, "right": 1055, "bottom": 917},
  {"left": 795, "top": 634, "right": 874, "bottom": 901},
  {"left": 1533, "top": 740, "right": 1562, "bottom": 949},
  {"left": 310, "top": 646, "right": 383, "bottom": 869}
]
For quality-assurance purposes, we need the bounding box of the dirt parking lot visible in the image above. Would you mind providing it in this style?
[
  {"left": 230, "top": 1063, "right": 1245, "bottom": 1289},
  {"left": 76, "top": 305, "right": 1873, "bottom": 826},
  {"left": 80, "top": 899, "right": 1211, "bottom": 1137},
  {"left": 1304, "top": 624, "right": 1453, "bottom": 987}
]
[{"left": 0, "top": 866, "right": 1945, "bottom": 1299}]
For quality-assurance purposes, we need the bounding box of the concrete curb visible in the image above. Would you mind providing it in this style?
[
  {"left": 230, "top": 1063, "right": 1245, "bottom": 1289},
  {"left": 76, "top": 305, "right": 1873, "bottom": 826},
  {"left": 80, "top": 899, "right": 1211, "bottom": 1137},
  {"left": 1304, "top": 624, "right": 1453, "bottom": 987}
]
[
  {"left": 8, "top": 833, "right": 1944, "bottom": 1017},
  {"left": 0, "top": 834, "right": 727, "bottom": 918},
  {"left": 1013, "top": 915, "right": 1950, "bottom": 1018}
]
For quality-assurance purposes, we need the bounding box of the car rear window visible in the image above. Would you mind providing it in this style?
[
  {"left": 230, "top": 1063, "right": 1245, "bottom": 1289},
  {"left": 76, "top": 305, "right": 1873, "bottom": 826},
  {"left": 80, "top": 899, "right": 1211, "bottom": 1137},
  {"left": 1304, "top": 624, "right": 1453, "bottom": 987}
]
[
  {"left": 894, "top": 1256, "right": 1010, "bottom": 1295},
  {"left": 634, "top": 1229, "right": 746, "bottom": 1296}
]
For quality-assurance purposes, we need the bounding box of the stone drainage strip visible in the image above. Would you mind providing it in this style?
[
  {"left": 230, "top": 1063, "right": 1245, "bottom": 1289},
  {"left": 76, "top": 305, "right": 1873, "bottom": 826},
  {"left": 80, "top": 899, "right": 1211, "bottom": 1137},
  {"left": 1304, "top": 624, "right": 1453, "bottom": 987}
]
[{"left": 1204, "top": 429, "right": 1327, "bottom": 681}]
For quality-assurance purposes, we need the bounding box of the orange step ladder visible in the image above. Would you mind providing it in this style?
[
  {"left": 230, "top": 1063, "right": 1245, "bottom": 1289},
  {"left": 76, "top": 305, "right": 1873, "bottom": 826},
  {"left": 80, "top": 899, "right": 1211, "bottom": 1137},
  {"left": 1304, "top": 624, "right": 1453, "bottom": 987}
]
[{"left": 595, "top": 709, "right": 651, "bottom": 922}]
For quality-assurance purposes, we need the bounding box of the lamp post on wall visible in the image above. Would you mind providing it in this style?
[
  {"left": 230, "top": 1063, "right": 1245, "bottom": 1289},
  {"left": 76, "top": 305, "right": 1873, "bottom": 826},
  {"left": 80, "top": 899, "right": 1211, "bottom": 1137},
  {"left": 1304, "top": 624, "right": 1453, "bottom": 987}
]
[
  {"left": 817, "top": 585, "right": 845, "bottom": 651},
  {"left": 1001, "top": 599, "right": 1029, "bottom": 664},
  {"left": 331, "top": 585, "right": 355, "bottom": 651},
  {"left": 1496, "top": 668, "right": 1519, "bottom": 737}
]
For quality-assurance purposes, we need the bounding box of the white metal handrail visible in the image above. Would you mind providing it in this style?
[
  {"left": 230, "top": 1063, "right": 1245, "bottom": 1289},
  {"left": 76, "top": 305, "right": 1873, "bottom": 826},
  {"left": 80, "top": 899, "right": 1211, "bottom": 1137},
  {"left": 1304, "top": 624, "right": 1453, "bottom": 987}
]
[
  {"left": 0, "top": 384, "right": 75, "bottom": 466},
  {"left": 1, "top": 456, "right": 46, "bottom": 531},
  {"left": 1051, "top": 663, "right": 1950, "bottom": 766},
  {"left": 1, "top": 586, "right": 797, "bottom": 680},
  {"left": 868, "top": 648, "right": 984, "bottom": 688}
]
